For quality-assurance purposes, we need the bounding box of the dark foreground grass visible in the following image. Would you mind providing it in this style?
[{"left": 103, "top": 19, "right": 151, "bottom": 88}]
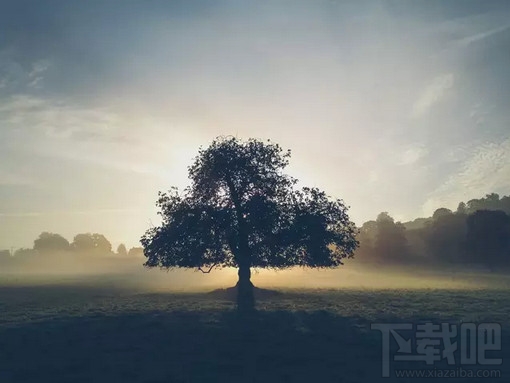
[{"left": 0, "top": 285, "right": 509, "bottom": 382}]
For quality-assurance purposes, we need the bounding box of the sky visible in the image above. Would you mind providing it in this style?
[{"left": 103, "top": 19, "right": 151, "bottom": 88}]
[{"left": 1, "top": 0, "right": 510, "bottom": 249}]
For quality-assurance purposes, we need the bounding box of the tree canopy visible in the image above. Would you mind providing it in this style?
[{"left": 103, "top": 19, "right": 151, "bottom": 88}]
[
  {"left": 117, "top": 244, "right": 128, "bottom": 257},
  {"left": 71, "top": 233, "right": 113, "bottom": 255},
  {"left": 34, "top": 232, "right": 70, "bottom": 254},
  {"left": 141, "top": 137, "right": 358, "bottom": 309},
  {"left": 356, "top": 194, "right": 510, "bottom": 270}
]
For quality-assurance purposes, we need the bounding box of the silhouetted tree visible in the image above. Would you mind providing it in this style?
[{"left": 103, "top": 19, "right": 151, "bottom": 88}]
[
  {"left": 355, "top": 193, "right": 510, "bottom": 270},
  {"left": 424, "top": 209, "right": 467, "bottom": 263},
  {"left": 71, "top": 233, "right": 113, "bottom": 255},
  {"left": 142, "top": 137, "right": 358, "bottom": 311},
  {"left": 374, "top": 212, "right": 408, "bottom": 262},
  {"left": 502, "top": 196, "right": 510, "bottom": 214},
  {"left": 117, "top": 244, "right": 128, "bottom": 256},
  {"left": 432, "top": 208, "right": 453, "bottom": 220},
  {"left": 462, "top": 193, "right": 510, "bottom": 215},
  {"left": 466, "top": 210, "right": 510, "bottom": 270},
  {"left": 456, "top": 202, "right": 467, "bottom": 215},
  {"left": 33, "top": 232, "right": 70, "bottom": 254}
]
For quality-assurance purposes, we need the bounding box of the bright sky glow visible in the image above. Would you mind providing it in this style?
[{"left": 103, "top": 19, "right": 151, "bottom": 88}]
[{"left": 1, "top": 0, "right": 510, "bottom": 248}]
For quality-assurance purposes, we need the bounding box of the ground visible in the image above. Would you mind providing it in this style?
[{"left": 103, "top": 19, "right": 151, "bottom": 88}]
[{"left": 0, "top": 281, "right": 509, "bottom": 382}]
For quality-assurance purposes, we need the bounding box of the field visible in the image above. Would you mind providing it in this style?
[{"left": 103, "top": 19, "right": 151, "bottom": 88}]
[{"left": 1, "top": 275, "right": 509, "bottom": 383}]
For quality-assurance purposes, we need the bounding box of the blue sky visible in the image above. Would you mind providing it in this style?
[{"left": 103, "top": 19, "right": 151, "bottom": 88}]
[{"left": 1, "top": 0, "right": 510, "bottom": 249}]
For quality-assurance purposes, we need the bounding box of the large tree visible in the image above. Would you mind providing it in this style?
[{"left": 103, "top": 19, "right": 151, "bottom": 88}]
[
  {"left": 33, "top": 232, "right": 70, "bottom": 254},
  {"left": 141, "top": 137, "right": 358, "bottom": 310},
  {"left": 71, "top": 233, "right": 113, "bottom": 255}
]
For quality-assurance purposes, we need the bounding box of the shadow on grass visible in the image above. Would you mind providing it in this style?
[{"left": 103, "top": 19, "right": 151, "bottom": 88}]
[
  {"left": 0, "top": 288, "right": 508, "bottom": 383},
  {"left": 208, "top": 286, "right": 282, "bottom": 300},
  {"left": 0, "top": 308, "right": 380, "bottom": 383}
]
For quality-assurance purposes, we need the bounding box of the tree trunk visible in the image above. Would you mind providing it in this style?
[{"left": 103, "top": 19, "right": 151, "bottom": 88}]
[
  {"left": 224, "top": 175, "right": 254, "bottom": 311},
  {"left": 236, "top": 263, "right": 254, "bottom": 312}
]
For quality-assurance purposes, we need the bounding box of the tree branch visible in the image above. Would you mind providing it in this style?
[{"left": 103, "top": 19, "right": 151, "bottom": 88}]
[{"left": 198, "top": 264, "right": 216, "bottom": 273}]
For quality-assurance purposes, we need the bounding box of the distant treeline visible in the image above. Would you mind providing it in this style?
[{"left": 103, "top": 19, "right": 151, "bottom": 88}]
[
  {"left": 356, "top": 193, "right": 510, "bottom": 270},
  {"left": 0, "top": 232, "right": 143, "bottom": 261},
  {"left": 2, "top": 193, "right": 509, "bottom": 273}
]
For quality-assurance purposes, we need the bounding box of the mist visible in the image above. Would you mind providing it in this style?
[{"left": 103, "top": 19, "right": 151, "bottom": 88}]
[{"left": 3, "top": 251, "right": 510, "bottom": 294}]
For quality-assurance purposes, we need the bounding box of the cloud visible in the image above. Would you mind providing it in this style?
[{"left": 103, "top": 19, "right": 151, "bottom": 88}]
[
  {"left": 422, "top": 139, "right": 510, "bottom": 215},
  {"left": 0, "top": 94, "right": 119, "bottom": 140},
  {"left": 0, "top": 94, "right": 192, "bottom": 183},
  {"left": 27, "top": 60, "right": 50, "bottom": 88},
  {"left": 0, "top": 95, "right": 135, "bottom": 175},
  {"left": 412, "top": 73, "right": 454, "bottom": 118},
  {"left": 29, "top": 60, "right": 50, "bottom": 78},
  {"left": 27, "top": 76, "right": 44, "bottom": 88},
  {"left": 0, "top": 55, "right": 50, "bottom": 91},
  {"left": 457, "top": 23, "right": 510, "bottom": 46},
  {"left": 399, "top": 145, "right": 428, "bottom": 165}
]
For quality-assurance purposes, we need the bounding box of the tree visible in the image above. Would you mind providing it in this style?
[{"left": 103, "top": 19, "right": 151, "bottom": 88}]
[
  {"left": 71, "top": 233, "right": 113, "bottom": 255},
  {"left": 142, "top": 137, "right": 358, "bottom": 310},
  {"left": 117, "top": 244, "right": 128, "bottom": 256},
  {"left": 373, "top": 212, "right": 408, "bottom": 262},
  {"left": 466, "top": 210, "right": 510, "bottom": 270},
  {"left": 456, "top": 202, "right": 467, "bottom": 215},
  {"left": 432, "top": 208, "right": 453, "bottom": 221},
  {"left": 33, "top": 232, "right": 70, "bottom": 254},
  {"left": 424, "top": 209, "right": 467, "bottom": 263},
  {"left": 463, "top": 193, "right": 510, "bottom": 215}
]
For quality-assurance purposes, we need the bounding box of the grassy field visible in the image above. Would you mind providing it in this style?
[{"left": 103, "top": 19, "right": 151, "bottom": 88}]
[{"left": 0, "top": 278, "right": 509, "bottom": 382}]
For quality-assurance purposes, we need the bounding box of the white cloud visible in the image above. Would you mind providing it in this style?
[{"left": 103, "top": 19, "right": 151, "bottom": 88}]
[
  {"left": 27, "top": 76, "right": 44, "bottom": 88},
  {"left": 0, "top": 94, "right": 45, "bottom": 112},
  {"left": 412, "top": 73, "right": 454, "bottom": 118},
  {"left": 422, "top": 139, "right": 510, "bottom": 216},
  {"left": 0, "top": 94, "right": 193, "bottom": 183},
  {"left": 399, "top": 145, "right": 428, "bottom": 165},
  {"left": 27, "top": 60, "right": 50, "bottom": 88},
  {"left": 29, "top": 60, "right": 50, "bottom": 78},
  {"left": 457, "top": 23, "right": 510, "bottom": 46},
  {"left": 0, "top": 56, "right": 50, "bottom": 90},
  {"left": 0, "top": 95, "right": 118, "bottom": 139}
]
